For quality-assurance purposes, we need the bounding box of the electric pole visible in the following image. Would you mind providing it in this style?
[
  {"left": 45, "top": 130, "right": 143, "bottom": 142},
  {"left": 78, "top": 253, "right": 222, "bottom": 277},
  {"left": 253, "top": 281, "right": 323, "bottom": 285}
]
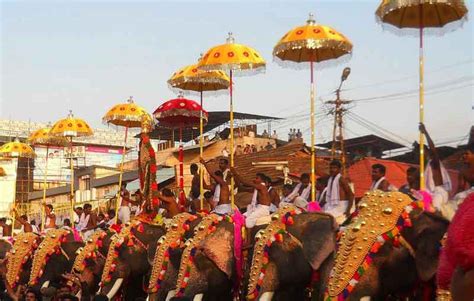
[{"left": 326, "top": 67, "right": 352, "bottom": 175}]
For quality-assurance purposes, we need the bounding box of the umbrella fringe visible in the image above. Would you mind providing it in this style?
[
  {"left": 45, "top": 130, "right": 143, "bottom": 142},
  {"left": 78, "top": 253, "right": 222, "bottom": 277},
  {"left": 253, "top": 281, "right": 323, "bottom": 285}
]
[
  {"left": 167, "top": 84, "right": 229, "bottom": 98},
  {"left": 198, "top": 63, "right": 266, "bottom": 77},
  {"left": 375, "top": 15, "right": 468, "bottom": 38},
  {"left": 272, "top": 53, "right": 352, "bottom": 71}
]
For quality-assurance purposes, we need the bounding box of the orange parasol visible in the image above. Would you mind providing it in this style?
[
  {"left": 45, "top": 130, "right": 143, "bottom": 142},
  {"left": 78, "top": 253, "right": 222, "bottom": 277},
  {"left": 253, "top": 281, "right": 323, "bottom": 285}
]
[
  {"left": 376, "top": 0, "right": 468, "bottom": 190},
  {"left": 103, "top": 96, "right": 152, "bottom": 223},
  {"left": 198, "top": 32, "right": 266, "bottom": 207},
  {"left": 168, "top": 60, "right": 229, "bottom": 210},
  {"left": 273, "top": 13, "right": 352, "bottom": 206},
  {"left": 50, "top": 111, "right": 93, "bottom": 223}
]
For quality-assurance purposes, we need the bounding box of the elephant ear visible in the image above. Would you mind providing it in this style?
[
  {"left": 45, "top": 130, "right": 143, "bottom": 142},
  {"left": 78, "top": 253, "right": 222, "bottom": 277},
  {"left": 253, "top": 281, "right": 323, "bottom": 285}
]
[
  {"left": 199, "top": 222, "right": 234, "bottom": 278},
  {"left": 299, "top": 214, "right": 337, "bottom": 270}
]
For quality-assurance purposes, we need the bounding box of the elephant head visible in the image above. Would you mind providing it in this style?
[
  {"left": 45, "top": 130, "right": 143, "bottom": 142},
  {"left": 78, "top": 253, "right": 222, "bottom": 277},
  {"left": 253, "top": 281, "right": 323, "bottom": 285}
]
[
  {"left": 333, "top": 191, "right": 450, "bottom": 300},
  {"left": 99, "top": 221, "right": 166, "bottom": 300},
  {"left": 71, "top": 229, "right": 116, "bottom": 297},
  {"left": 29, "top": 229, "right": 83, "bottom": 293},
  {"left": 3, "top": 233, "right": 40, "bottom": 292},
  {"left": 147, "top": 213, "right": 201, "bottom": 301},
  {"left": 173, "top": 215, "right": 235, "bottom": 301},
  {"left": 246, "top": 210, "right": 338, "bottom": 301}
]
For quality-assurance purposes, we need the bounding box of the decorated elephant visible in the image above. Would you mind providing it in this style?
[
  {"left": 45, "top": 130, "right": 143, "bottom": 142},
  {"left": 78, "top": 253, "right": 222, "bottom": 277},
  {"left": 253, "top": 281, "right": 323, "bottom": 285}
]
[
  {"left": 171, "top": 213, "right": 238, "bottom": 301},
  {"left": 71, "top": 229, "right": 117, "bottom": 298},
  {"left": 98, "top": 219, "right": 166, "bottom": 300},
  {"left": 147, "top": 213, "right": 201, "bottom": 301},
  {"left": 0, "top": 237, "right": 14, "bottom": 295},
  {"left": 325, "top": 190, "right": 449, "bottom": 301},
  {"left": 244, "top": 206, "right": 338, "bottom": 301},
  {"left": 1, "top": 232, "right": 40, "bottom": 293},
  {"left": 28, "top": 229, "right": 84, "bottom": 292}
]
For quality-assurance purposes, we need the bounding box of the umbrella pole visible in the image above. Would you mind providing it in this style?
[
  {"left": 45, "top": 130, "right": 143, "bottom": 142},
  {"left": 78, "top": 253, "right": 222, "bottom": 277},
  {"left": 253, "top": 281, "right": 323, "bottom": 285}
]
[
  {"left": 41, "top": 146, "right": 49, "bottom": 233},
  {"left": 179, "top": 127, "right": 185, "bottom": 210},
  {"left": 69, "top": 137, "right": 75, "bottom": 226},
  {"left": 200, "top": 90, "right": 204, "bottom": 211},
  {"left": 310, "top": 60, "right": 316, "bottom": 203},
  {"left": 419, "top": 25, "right": 425, "bottom": 191},
  {"left": 115, "top": 126, "right": 128, "bottom": 224},
  {"left": 229, "top": 70, "right": 235, "bottom": 208}
]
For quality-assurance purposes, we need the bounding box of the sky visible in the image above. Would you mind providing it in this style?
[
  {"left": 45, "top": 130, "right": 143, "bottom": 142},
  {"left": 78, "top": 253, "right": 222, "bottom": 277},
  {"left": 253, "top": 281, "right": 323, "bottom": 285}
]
[{"left": 1, "top": 0, "right": 473, "bottom": 149}]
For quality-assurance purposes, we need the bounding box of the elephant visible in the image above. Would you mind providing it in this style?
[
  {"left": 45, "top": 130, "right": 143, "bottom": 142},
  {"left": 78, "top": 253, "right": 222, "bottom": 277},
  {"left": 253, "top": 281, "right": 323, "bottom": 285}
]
[
  {"left": 244, "top": 211, "right": 338, "bottom": 301},
  {"left": 1, "top": 233, "right": 41, "bottom": 293},
  {"left": 98, "top": 221, "right": 166, "bottom": 301},
  {"left": 0, "top": 238, "right": 13, "bottom": 296},
  {"left": 328, "top": 192, "right": 450, "bottom": 301},
  {"left": 71, "top": 229, "right": 117, "bottom": 299},
  {"left": 29, "top": 229, "right": 84, "bottom": 294},
  {"left": 170, "top": 214, "right": 240, "bottom": 301},
  {"left": 147, "top": 213, "right": 202, "bottom": 301}
]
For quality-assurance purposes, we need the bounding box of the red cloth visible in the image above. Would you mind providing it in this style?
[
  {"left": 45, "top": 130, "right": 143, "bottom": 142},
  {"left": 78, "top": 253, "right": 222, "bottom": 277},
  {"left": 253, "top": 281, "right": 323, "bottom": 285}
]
[{"left": 437, "top": 193, "right": 474, "bottom": 289}]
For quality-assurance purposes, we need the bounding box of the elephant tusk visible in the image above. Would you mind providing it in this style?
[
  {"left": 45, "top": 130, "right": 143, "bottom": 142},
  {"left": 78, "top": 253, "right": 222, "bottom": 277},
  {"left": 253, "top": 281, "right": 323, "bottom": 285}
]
[
  {"left": 360, "top": 297, "right": 371, "bottom": 301},
  {"left": 106, "top": 278, "right": 123, "bottom": 300},
  {"left": 260, "top": 291, "right": 274, "bottom": 301},
  {"left": 165, "top": 290, "right": 176, "bottom": 301},
  {"left": 193, "top": 294, "right": 204, "bottom": 301},
  {"left": 41, "top": 281, "right": 50, "bottom": 289}
]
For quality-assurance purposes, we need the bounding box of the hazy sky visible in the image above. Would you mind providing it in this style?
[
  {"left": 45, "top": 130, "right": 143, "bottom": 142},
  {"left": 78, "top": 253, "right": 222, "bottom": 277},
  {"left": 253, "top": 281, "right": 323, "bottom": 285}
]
[{"left": 1, "top": 1, "right": 472, "bottom": 149}]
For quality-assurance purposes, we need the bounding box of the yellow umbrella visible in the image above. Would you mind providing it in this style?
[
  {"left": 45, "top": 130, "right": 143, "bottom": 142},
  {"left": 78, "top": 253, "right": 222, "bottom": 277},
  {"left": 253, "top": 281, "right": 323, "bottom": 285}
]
[
  {"left": 50, "top": 111, "right": 93, "bottom": 223},
  {"left": 28, "top": 126, "right": 68, "bottom": 232},
  {"left": 0, "top": 139, "right": 36, "bottom": 159},
  {"left": 376, "top": 0, "right": 468, "bottom": 190},
  {"left": 198, "top": 32, "right": 266, "bottom": 208},
  {"left": 273, "top": 14, "right": 352, "bottom": 206},
  {"left": 103, "top": 96, "right": 152, "bottom": 223},
  {"left": 0, "top": 138, "right": 36, "bottom": 235},
  {"left": 168, "top": 61, "right": 230, "bottom": 210}
]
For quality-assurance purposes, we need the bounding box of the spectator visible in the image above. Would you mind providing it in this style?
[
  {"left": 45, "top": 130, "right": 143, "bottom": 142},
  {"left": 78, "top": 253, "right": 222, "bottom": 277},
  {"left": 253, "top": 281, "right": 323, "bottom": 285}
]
[
  {"left": 296, "top": 129, "right": 303, "bottom": 139},
  {"left": 262, "top": 129, "right": 269, "bottom": 138},
  {"left": 271, "top": 130, "right": 278, "bottom": 139},
  {"left": 264, "top": 142, "right": 274, "bottom": 151},
  {"left": 251, "top": 145, "right": 257, "bottom": 153}
]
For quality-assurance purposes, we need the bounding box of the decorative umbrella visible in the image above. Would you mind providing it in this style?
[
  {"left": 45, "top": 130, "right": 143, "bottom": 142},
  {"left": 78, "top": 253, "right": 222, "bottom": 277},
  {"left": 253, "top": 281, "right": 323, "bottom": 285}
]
[
  {"left": 376, "top": 0, "right": 468, "bottom": 190},
  {"left": 273, "top": 13, "right": 352, "bottom": 208},
  {"left": 50, "top": 111, "right": 93, "bottom": 222},
  {"left": 103, "top": 96, "right": 152, "bottom": 223},
  {"left": 28, "top": 126, "right": 68, "bottom": 232},
  {"left": 153, "top": 94, "right": 208, "bottom": 209},
  {"left": 198, "top": 32, "right": 266, "bottom": 207},
  {"left": 0, "top": 138, "right": 36, "bottom": 235},
  {"left": 168, "top": 60, "right": 229, "bottom": 210}
]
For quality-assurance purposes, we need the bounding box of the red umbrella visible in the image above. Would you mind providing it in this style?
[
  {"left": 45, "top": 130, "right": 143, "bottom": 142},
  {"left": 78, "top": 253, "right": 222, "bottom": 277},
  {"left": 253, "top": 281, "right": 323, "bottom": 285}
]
[{"left": 153, "top": 94, "right": 208, "bottom": 209}]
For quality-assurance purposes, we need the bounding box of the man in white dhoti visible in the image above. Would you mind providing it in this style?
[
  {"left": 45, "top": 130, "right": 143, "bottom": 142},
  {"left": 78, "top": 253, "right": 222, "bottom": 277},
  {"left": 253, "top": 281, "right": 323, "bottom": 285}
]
[
  {"left": 322, "top": 160, "right": 354, "bottom": 224},
  {"left": 232, "top": 169, "right": 271, "bottom": 228},
  {"left": 79, "top": 203, "right": 97, "bottom": 240},
  {"left": 201, "top": 157, "right": 233, "bottom": 215},
  {"left": 420, "top": 123, "right": 452, "bottom": 211},
  {"left": 288, "top": 173, "right": 311, "bottom": 202}
]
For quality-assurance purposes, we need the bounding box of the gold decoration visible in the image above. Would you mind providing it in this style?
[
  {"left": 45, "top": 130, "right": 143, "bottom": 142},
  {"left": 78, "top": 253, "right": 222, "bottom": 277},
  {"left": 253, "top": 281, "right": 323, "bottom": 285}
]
[
  {"left": 148, "top": 213, "right": 195, "bottom": 293},
  {"left": 100, "top": 222, "right": 137, "bottom": 285},
  {"left": 247, "top": 206, "right": 298, "bottom": 299},
  {"left": 327, "top": 191, "right": 413, "bottom": 297},
  {"left": 72, "top": 230, "right": 106, "bottom": 273},
  {"left": 6, "top": 233, "right": 40, "bottom": 287},
  {"left": 175, "top": 214, "right": 223, "bottom": 294},
  {"left": 29, "top": 229, "right": 69, "bottom": 285}
]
